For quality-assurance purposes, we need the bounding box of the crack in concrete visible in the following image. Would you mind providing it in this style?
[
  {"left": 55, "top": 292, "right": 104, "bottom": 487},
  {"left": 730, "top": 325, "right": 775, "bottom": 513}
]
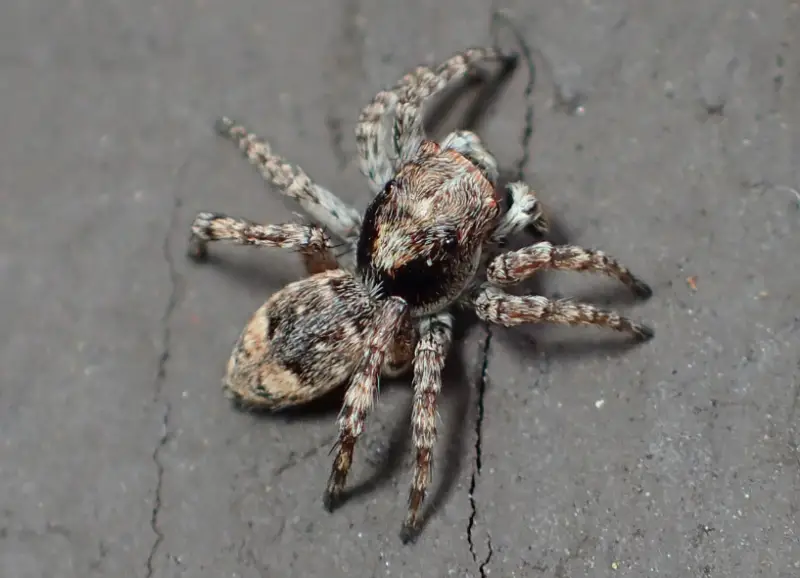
[
  {"left": 467, "top": 334, "right": 493, "bottom": 577},
  {"left": 464, "top": 9, "right": 537, "bottom": 577},
  {"left": 271, "top": 435, "right": 336, "bottom": 478},
  {"left": 490, "top": 9, "right": 538, "bottom": 183},
  {"left": 787, "top": 375, "right": 800, "bottom": 471},
  {"left": 145, "top": 163, "right": 188, "bottom": 578}
]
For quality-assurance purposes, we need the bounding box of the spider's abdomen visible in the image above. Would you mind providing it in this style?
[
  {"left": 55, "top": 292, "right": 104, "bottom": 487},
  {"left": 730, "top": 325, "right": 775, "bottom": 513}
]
[
  {"left": 356, "top": 140, "right": 500, "bottom": 316},
  {"left": 223, "top": 269, "right": 415, "bottom": 410}
]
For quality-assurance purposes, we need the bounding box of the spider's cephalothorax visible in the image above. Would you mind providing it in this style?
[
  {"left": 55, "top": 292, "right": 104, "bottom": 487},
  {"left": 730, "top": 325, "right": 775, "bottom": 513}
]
[
  {"left": 356, "top": 140, "right": 500, "bottom": 316},
  {"left": 188, "top": 46, "right": 655, "bottom": 544}
]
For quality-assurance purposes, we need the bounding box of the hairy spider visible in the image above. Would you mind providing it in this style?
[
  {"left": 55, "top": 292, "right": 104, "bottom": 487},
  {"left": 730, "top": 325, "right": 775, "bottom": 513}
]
[{"left": 187, "top": 46, "right": 654, "bottom": 543}]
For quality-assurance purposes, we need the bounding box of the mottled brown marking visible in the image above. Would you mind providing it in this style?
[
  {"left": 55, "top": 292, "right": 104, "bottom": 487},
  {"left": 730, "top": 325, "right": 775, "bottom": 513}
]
[
  {"left": 473, "top": 286, "right": 653, "bottom": 340},
  {"left": 324, "top": 297, "right": 409, "bottom": 508},
  {"left": 189, "top": 44, "right": 655, "bottom": 545},
  {"left": 222, "top": 271, "right": 416, "bottom": 411},
  {"left": 487, "top": 241, "right": 652, "bottom": 299}
]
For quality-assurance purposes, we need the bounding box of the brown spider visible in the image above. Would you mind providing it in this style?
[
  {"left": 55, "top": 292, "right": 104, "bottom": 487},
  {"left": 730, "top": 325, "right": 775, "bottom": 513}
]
[{"left": 187, "top": 46, "right": 654, "bottom": 543}]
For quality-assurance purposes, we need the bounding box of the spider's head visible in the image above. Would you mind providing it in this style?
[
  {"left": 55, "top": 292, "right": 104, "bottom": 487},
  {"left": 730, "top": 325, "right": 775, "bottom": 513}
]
[{"left": 356, "top": 140, "right": 501, "bottom": 316}]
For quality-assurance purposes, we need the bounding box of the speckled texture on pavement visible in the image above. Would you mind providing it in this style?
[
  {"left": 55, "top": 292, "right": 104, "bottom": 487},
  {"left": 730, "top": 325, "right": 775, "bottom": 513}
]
[{"left": 0, "top": 1, "right": 798, "bottom": 577}]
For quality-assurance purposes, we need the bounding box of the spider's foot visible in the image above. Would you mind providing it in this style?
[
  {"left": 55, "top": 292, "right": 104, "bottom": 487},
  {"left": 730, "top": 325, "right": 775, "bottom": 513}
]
[
  {"left": 214, "top": 116, "right": 236, "bottom": 136},
  {"left": 399, "top": 521, "right": 420, "bottom": 545},
  {"left": 500, "top": 51, "right": 520, "bottom": 72},
  {"left": 323, "top": 471, "right": 346, "bottom": 513},
  {"left": 322, "top": 487, "right": 343, "bottom": 513},
  {"left": 400, "top": 490, "right": 424, "bottom": 544},
  {"left": 187, "top": 234, "right": 209, "bottom": 262},
  {"left": 631, "top": 277, "right": 654, "bottom": 300},
  {"left": 631, "top": 322, "right": 655, "bottom": 342}
]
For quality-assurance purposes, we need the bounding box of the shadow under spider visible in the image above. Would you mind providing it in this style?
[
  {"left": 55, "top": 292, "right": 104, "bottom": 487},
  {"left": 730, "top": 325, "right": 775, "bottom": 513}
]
[
  {"left": 423, "top": 48, "right": 519, "bottom": 138},
  {"left": 336, "top": 320, "right": 472, "bottom": 521}
]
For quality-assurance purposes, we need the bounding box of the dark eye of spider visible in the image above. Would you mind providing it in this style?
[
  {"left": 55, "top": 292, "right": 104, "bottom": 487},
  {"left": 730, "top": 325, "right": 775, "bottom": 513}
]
[{"left": 356, "top": 180, "right": 461, "bottom": 310}]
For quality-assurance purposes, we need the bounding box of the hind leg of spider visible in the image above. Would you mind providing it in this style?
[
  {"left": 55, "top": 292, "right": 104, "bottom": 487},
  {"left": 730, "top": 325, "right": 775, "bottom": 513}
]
[
  {"left": 486, "top": 241, "right": 653, "bottom": 299},
  {"left": 323, "top": 297, "right": 410, "bottom": 511},
  {"left": 215, "top": 117, "right": 362, "bottom": 241},
  {"left": 399, "top": 312, "right": 453, "bottom": 544},
  {"left": 473, "top": 285, "right": 654, "bottom": 341},
  {"left": 355, "top": 47, "right": 516, "bottom": 193},
  {"left": 187, "top": 212, "right": 339, "bottom": 275}
]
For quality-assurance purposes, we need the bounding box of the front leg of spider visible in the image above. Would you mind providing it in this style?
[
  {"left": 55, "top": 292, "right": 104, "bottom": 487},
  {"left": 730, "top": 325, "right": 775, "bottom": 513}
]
[
  {"left": 354, "top": 46, "right": 514, "bottom": 194},
  {"left": 487, "top": 241, "right": 653, "bottom": 299},
  {"left": 187, "top": 212, "right": 339, "bottom": 274},
  {"left": 474, "top": 285, "right": 654, "bottom": 340},
  {"left": 214, "top": 116, "right": 362, "bottom": 241},
  {"left": 400, "top": 313, "right": 453, "bottom": 544},
  {"left": 323, "top": 297, "right": 410, "bottom": 511}
]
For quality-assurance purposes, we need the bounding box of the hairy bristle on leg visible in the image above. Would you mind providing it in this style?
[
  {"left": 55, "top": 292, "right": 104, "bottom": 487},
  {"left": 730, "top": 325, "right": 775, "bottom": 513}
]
[
  {"left": 473, "top": 285, "right": 654, "bottom": 341},
  {"left": 400, "top": 313, "right": 453, "bottom": 544},
  {"left": 355, "top": 47, "right": 515, "bottom": 194},
  {"left": 487, "top": 241, "right": 652, "bottom": 298},
  {"left": 214, "top": 116, "right": 361, "bottom": 240},
  {"left": 323, "top": 297, "right": 410, "bottom": 511},
  {"left": 187, "top": 212, "right": 339, "bottom": 274}
]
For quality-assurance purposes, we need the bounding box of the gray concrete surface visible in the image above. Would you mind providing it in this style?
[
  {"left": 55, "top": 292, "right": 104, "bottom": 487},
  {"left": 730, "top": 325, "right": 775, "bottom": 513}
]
[{"left": 1, "top": 0, "right": 798, "bottom": 576}]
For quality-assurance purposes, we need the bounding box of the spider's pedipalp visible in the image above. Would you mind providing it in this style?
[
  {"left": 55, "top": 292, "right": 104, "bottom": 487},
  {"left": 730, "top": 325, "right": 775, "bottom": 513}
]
[
  {"left": 400, "top": 312, "right": 453, "bottom": 544},
  {"left": 215, "top": 116, "right": 362, "bottom": 241},
  {"left": 323, "top": 296, "right": 410, "bottom": 511},
  {"left": 223, "top": 269, "right": 379, "bottom": 411},
  {"left": 473, "top": 285, "right": 654, "bottom": 340},
  {"left": 440, "top": 130, "right": 499, "bottom": 187},
  {"left": 487, "top": 241, "right": 653, "bottom": 299},
  {"left": 355, "top": 47, "right": 513, "bottom": 194},
  {"left": 188, "top": 212, "right": 339, "bottom": 275},
  {"left": 491, "top": 181, "right": 549, "bottom": 243}
]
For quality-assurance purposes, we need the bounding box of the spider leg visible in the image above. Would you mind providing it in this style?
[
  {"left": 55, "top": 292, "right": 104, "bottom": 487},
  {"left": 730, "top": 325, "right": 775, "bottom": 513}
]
[
  {"left": 323, "top": 297, "right": 410, "bottom": 511},
  {"left": 356, "top": 47, "right": 514, "bottom": 193},
  {"left": 400, "top": 312, "right": 453, "bottom": 544},
  {"left": 215, "top": 116, "right": 362, "bottom": 241},
  {"left": 491, "top": 181, "right": 549, "bottom": 242},
  {"left": 455, "top": 181, "right": 548, "bottom": 308},
  {"left": 486, "top": 241, "right": 653, "bottom": 299},
  {"left": 440, "top": 130, "right": 500, "bottom": 187},
  {"left": 381, "top": 310, "right": 417, "bottom": 378},
  {"left": 394, "top": 48, "right": 516, "bottom": 167},
  {"left": 472, "top": 284, "right": 653, "bottom": 340},
  {"left": 188, "top": 212, "right": 338, "bottom": 275}
]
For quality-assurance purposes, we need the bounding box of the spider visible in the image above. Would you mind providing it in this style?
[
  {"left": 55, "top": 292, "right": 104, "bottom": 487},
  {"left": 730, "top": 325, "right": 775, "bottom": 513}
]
[{"left": 187, "top": 46, "right": 654, "bottom": 543}]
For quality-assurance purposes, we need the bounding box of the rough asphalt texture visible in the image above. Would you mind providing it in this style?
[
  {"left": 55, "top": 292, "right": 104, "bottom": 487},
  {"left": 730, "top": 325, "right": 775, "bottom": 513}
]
[{"left": 1, "top": 0, "right": 799, "bottom": 577}]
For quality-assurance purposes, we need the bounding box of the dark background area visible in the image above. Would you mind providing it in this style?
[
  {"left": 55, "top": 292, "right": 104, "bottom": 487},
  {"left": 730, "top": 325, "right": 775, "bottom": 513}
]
[{"left": 1, "top": 0, "right": 798, "bottom": 576}]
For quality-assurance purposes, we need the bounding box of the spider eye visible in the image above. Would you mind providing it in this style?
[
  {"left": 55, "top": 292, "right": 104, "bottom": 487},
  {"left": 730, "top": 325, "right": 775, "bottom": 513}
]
[{"left": 436, "top": 228, "right": 459, "bottom": 252}]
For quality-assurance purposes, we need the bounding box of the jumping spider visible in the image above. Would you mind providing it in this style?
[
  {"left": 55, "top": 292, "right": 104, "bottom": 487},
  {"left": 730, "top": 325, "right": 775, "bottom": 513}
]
[{"left": 188, "top": 46, "right": 654, "bottom": 543}]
